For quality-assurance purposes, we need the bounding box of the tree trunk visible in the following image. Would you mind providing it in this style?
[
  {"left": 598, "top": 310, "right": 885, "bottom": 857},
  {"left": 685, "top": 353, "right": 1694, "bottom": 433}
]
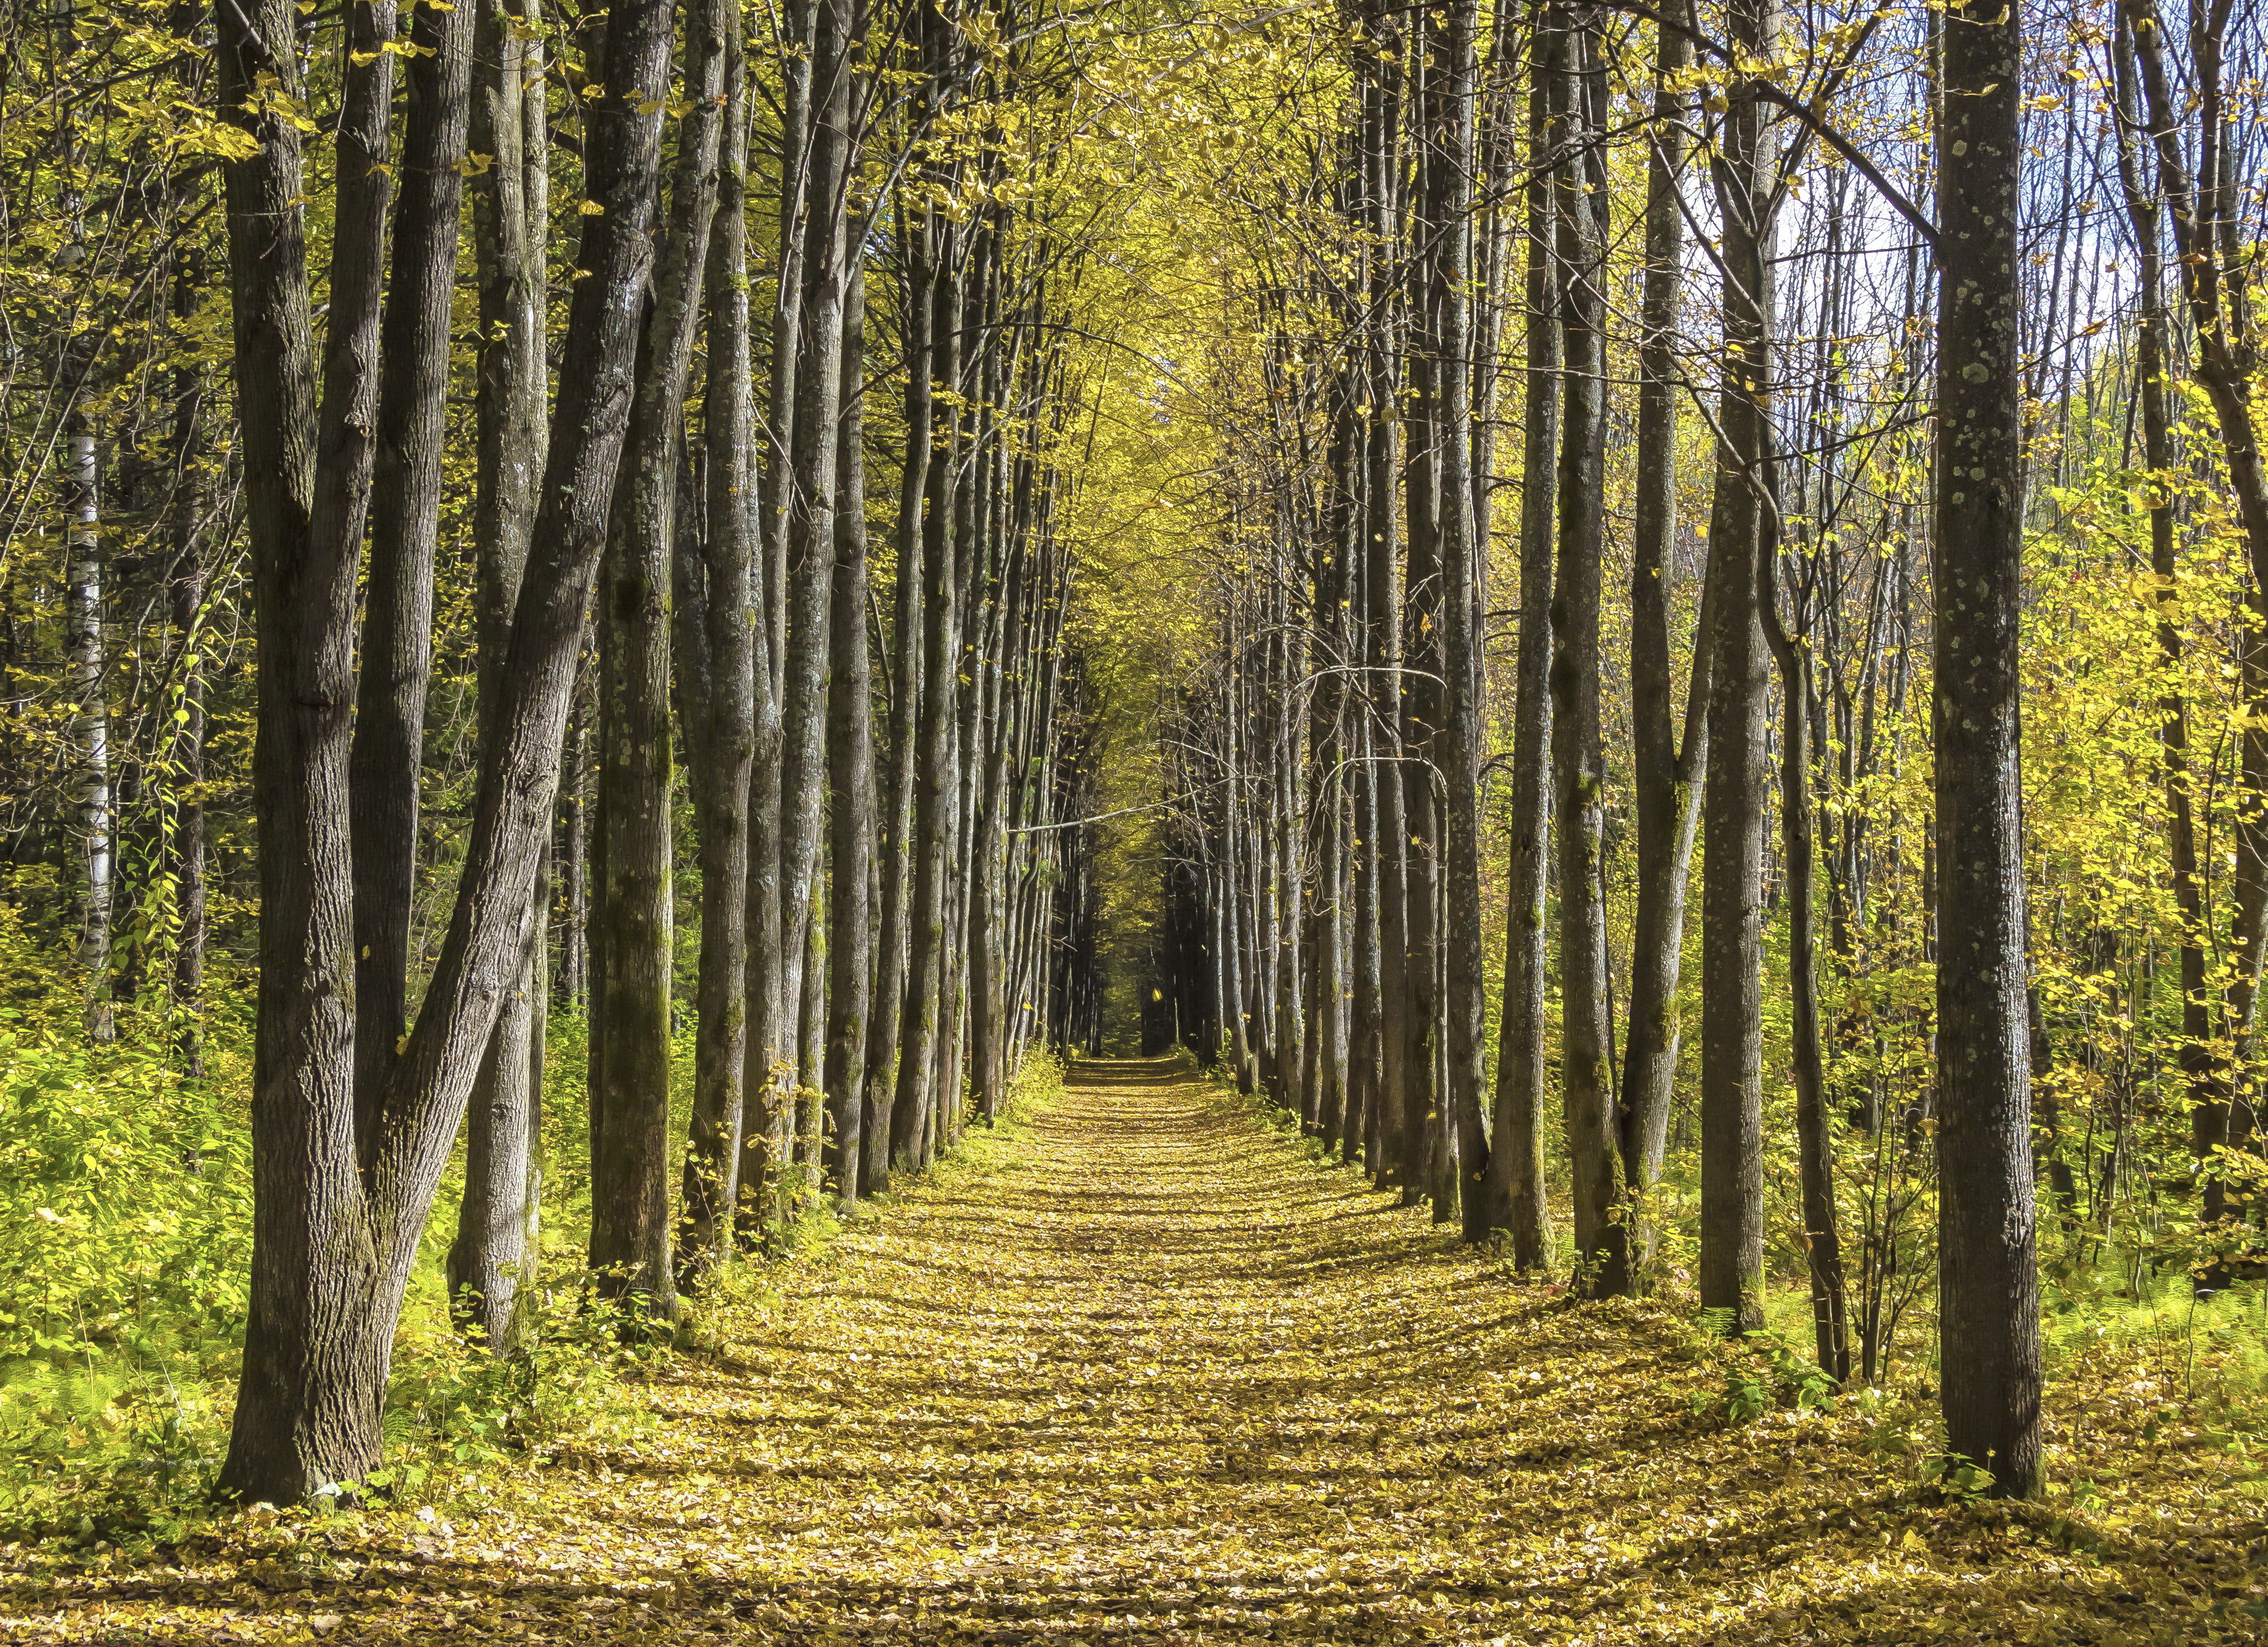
[
  {"left": 1698, "top": 0, "right": 1774, "bottom": 1334},
  {"left": 216, "top": 0, "right": 674, "bottom": 1503},
  {"left": 1549, "top": 6, "right": 1615, "bottom": 1288},
  {"left": 1616, "top": 3, "right": 1707, "bottom": 1261},
  {"left": 1933, "top": 0, "right": 2041, "bottom": 1498},
  {"left": 775, "top": 0, "right": 858, "bottom": 1188},
  {"left": 824, "top": 233, "right": 875, "bottom": 1204},
  {"left": 351, "top": 0, "right": 475, "bottom": 1111},
  {"left": 867, "top": 203, "right": 934, "bottom": 1194},
  {"left": 892, "top": 229, "right": 966, "bottom": 1165},
  {"left": 450, "top": 0, "right": 551, "bottom": 1350},
  {"left": 164, "top": 223, "right": 211, "bottom": 1074},
  {"left": 680, "top": 0, "right": 757, "bottom": 1285},
  {"left": 1480, "top": 2, "right": 1557, "bottom": 1265},
  {"left": 2109, "top": 13, "right": 2210, "bottom": 1228},
  {"left": 63, "top": 407, "right": 113, "bottom": 1042},
  {"left": 1762, "top": 537, "right": 1851, "bottom": 1382},
  {"left": 1425, "top": 0, "right": 1490, "bottom": 1240},
  {"left": 589, "top": 0, "right": 729, "bottom": 1319}
]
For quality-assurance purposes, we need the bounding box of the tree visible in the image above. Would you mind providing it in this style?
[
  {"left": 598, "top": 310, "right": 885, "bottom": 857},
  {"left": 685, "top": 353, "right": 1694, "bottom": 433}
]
[
  {"left": 1932, "top": 0, "right": 2041, "bottom": 1499},
  {"left": 1698, "top": 0, "right": 1775, "bottom": 1335},
  {"left": 213, "top": 0, "right": 677, "bottom": 1501}
]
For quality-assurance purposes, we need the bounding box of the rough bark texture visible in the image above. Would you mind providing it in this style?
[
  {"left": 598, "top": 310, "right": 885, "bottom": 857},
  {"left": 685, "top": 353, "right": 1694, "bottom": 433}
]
[
  {"left": 1549, "top": 8, "right": 1615, "bottom": 1287},
  {"left": 1934, "top": 0, "right": 2041, "bottom": 1498},
  {"left": 351, "top": 0, "right": 475, "bottom": 1115},
  {"left": 1615, "top": 6, "right": 1706, "bottom": 1280},
  {"left": 588, "top": 0, "right": 729, "bottom": 1319},
  {"left": 824, "top": 244, "right": 875, "bottom": 1203},
  {"left": 216, "top": 0, "right": 673, "bottom": 1501},
  {"left": 681, "top": 2, "right": 758, "bottom": 1283},
  {"left": 1480, "top": 3, "right": 1557, "bottom": 1266},
  {"left": 1698, "top": 0, "right": 1773, "bottom": 1334},
  {"left": 449, "top": 0, "right": 551, "bottom": 1351}
]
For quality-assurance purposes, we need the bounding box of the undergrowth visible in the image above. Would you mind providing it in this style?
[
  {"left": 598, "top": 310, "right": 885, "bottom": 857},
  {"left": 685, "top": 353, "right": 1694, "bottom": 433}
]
[{"left": 0, "top": 906, "right": 1067, "bottom": 1552}]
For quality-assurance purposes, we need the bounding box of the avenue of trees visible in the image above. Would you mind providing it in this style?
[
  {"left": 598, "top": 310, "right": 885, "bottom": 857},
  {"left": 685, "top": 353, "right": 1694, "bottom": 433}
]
[
  {"left": 0, "top": 0, "right": 2260, "bottom": 1515},
  {"left": 1147, "top": 0, "right": 2263, "bottom": 1505}
]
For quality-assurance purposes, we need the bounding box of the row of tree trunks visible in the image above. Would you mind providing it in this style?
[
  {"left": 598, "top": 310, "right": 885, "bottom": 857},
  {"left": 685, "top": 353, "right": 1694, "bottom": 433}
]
[
  {"left": 213, "top": 0, "right": 674, "bottom": 1502},
  {"left": 1159, "top": 0, "right": 2040, "bottom": 1497},
  {"left": 210, "top": 0, "right": 1088, "bottom": 1503}
]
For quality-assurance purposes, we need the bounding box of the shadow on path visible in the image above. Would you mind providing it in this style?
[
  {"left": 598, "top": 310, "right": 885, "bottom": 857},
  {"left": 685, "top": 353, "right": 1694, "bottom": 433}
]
[{"left": 13, "top": 1057, "right": 2259, "bottom": 1644}]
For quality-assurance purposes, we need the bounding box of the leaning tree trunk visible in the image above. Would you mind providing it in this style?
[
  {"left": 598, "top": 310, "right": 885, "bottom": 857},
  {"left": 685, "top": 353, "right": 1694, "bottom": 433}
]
[{"left": 350, "top": 0, "right": 474, "bottom": 1112}]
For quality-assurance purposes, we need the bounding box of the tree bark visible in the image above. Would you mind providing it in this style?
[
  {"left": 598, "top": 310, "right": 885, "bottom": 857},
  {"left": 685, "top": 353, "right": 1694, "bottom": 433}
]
[
  {"left": 1549, "top": 6, "right": 1615, "bottom": 1288},
  {"left": 1616, "top": 3, "right": 1708, "bottom": 1273},
  {"left": 589, "top": 0, "right": 729, "bottom": 1319},
  {"left": 1480, "top": 2, "right": 1557, "bottom": 1265},
  {"left": 681, "top": 4, "right": 758, "bottom": 1283},
  {"left": 450, "top": 0, "right": 551, "bottom": 1350},
  {"left": 1698, "top": 0, "right": 1774, "bottom": 1334},
  {"left": 63, "top": 407, "right": 113, "bottom": 1040},
  {"left": 824, "top": 230, "right": 875, "bottom": 1203},
  {"left": 775, "top": 0, "right": 858, "bottom": 1190},
  {"left": 1934, "top": 0, "right": 2041, "bottom": 1497},
  {"left": 351, "top": 0, "right": 475, "bottom": 1113},
  {"left": 217, "top": 0, "right": 674, "bottom": 1503},
  {"left": 867, "top": 202, "right": 934, "bottom": 1194}
]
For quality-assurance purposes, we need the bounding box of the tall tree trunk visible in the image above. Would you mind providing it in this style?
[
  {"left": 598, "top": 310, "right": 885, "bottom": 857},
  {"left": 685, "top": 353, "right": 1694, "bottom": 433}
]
[
  {"left": 351, "top": 0, "right": 475, "bottom": 1110},
  {"left": 1698, "top": 0, "right": 1774, "bottom": 1334},
  {"left": 450, "top": 0, "right": 552, "bottom": 1350},
  {"left": 681, "top": 0, "right": 757, "bottom": 1284},
  {"left": 216, "top": 0, "right": 673, "bottom": 1503},
  {"left": 1427, "top": 0, "right": 1490, "bottom": 1240},
  {"left": 2125, "top": 0, "right": 2268, "bottom": 1252},
  {"left": 1762, "top": 536, "right": 1851, "bottom": 1382},
  {"left": 775, "top": 0, "right": 858, "bottom": 1189},
  {"left": 892, "top": 228, "right": 965, "bottom": 1165},
  {"left": 64, "top": 407, "right": 113, "bottom": 1042},
  {"left": 1549, "top": 6, "right": 1615, "bottom": 1287},
  {"left": 1480, "top": 1, "right": 1557, "bottom": 1265},
  {"left": 1934, "top": 0, "right": 2040, "bottom": 1498},
  {"left": 589, "top": 0, "right": 729, "bottom": 1319},
  {"left": 211, "top": 0, "right": 389, "bottom": 1502},
  {"left": 824, "top": 232, "right": 875, "bottom": 1203},
  {"left": 2109, "top": 12, "right": 2208, "bottom": 1227},
  {"left": 1615, "top": 3, "right": 1707, "bottom": 1272},
  {"left": 867, "top": 203, "right": 934, "bottom": 1193},
  {"left": 1360, "top": 0, "right": 1409, "bottom": 1189},
  {"left": 738, "top": 0, "right": 818, "bottom": 1239},
  {"left": 164, "top": 224, "right": 211, "bottom": 1075}
]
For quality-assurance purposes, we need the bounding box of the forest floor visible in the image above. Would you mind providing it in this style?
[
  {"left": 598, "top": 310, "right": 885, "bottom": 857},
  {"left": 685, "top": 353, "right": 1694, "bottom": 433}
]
[{"left": 8, "top": 1057, "right": 2266, "bottom": 1643}]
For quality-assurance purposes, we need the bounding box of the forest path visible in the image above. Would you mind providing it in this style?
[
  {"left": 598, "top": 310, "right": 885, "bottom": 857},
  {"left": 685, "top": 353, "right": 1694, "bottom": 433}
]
[{"left": 27, "top": 1059, "right": 2243, "bottom": 1643}]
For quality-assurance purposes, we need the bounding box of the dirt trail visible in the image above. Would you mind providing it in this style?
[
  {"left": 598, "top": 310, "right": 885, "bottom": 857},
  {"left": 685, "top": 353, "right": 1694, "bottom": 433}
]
[{"left": 16, "top": 1058, "right": 2250, "bottom": 1643}]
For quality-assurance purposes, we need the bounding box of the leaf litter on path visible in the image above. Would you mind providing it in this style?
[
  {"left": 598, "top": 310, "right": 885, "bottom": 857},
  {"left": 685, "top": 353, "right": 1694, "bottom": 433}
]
[{"left": 6, "top": 1056, "right": 2264, "bottom": 1643}]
